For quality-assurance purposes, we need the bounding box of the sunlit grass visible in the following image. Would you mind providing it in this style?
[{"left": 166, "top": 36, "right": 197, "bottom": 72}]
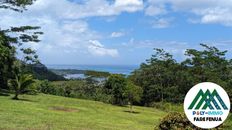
[
  {"left": 0, "top": 94, "right": 231, "bottom": 130},
  {"left": 0, "top": 94, "right": 166, "bottom": 130}
]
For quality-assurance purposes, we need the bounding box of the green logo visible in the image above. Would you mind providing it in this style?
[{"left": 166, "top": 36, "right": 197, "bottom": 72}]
[
  {"left": 184, "top": 83, "right": 230, "bottom": 129},
  {"left": 188, "top": 89, "right": 228, "bottom": 110}
]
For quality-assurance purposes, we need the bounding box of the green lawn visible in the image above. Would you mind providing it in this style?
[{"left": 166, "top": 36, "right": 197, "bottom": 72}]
[
  {"left": 0, "top": 94, "right": 166, "bottom": 130},
  {"left": 0, "top": 94, "right": 231, "bottom": 130}
]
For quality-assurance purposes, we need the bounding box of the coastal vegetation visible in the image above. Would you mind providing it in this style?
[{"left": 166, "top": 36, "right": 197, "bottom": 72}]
[{"left": 51, "top": 69, "right": 111, "bottom": 78}]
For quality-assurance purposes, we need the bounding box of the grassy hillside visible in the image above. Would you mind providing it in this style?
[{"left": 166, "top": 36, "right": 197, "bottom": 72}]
[
  {"left": 0, "top": 94, "right": 166, "bottom": 130},
  {"left": 0, "top": 94, "right": 231, "bottom": 130}
]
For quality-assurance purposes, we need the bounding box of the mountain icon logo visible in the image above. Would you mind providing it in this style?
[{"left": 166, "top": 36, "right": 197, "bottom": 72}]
[{"left": 188, "top": 89, "right": 228, "bottom": 110}]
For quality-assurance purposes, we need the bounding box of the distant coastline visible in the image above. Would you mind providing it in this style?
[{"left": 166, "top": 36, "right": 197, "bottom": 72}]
[
  {"left": 46, "top": 64, "right": 139, "bottom": 75},
  {"left": 46, "top": 64, "right": 139, "bottom": 79}
]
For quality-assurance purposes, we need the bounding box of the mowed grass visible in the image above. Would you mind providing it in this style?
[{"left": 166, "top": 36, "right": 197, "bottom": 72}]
[
  {"left": 0, "top": 94, "right": 231, "bottom": 130},
  {"left": 0, "top": 94, "right": 166, "bottom": 130}
]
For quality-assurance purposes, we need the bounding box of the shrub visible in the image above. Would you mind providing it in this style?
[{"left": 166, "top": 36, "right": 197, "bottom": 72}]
[
  {"left": 104, "top": 74, "right": 128, "bottom": 106},
  {"left": 38, "top": 80, "right": 56, "bottom": 95},
  {"left": 157, "top": 112, "right": 192, "bottom": 130},
  {"left": 157, "top": 112, "right": 223, "bottom": 130}
]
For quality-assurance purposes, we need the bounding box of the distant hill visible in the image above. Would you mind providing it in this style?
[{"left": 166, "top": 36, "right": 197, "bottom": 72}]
[{"left": 26, "top": 63, "right": 65, "bottom": 81}]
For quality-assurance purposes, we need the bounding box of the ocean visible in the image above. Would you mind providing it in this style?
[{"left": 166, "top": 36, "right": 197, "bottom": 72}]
[{"left": 46, "top": 64, "right": 139, "bottom": 75}]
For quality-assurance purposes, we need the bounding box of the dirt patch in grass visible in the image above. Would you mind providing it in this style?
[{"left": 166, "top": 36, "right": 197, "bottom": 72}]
[
  {"left": 50, "top": 106, "right": 79, "bottom": 112},
  {"left": 123, "top": 110, "right": 140, "bottom": 114}
]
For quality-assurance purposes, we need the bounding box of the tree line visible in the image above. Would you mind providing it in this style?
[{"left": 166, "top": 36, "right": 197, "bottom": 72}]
[
  {"left": 130, "top": 44, "right": 232, "bottom": 106},
  {"left": 37, "top": 43, "right": 232, "bottom": 113}
]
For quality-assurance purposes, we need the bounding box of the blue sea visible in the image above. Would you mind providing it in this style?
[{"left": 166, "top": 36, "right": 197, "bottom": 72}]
[{"left": 46, "top": 64, "right": 139, "bottom": 75}]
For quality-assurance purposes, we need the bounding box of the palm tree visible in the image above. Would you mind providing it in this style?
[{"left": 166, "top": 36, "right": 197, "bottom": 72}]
[{"left": 8, "top": 74, "right": 35, "bottom": 100}]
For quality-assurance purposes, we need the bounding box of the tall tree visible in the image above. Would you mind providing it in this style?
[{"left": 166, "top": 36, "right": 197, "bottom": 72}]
[
  {"left": 183, "top": 43, "right": 229, "bottom": 83},
  {"left": 104, "top": 74, "right": 128, "bottom": 106},
  {"left": 125, "top": 81, "right": 143, "bottom": 113},
  {"left": 131, "top": 48, "right": 179, "bottom": 105},
  {"left": 0, "top": 0, "right": 41, "bottom": 90}
]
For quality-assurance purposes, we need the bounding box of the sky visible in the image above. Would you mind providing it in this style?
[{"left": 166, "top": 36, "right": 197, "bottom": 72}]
[{"left": 1, "top": 0, "right": 232, "bottom": 65}]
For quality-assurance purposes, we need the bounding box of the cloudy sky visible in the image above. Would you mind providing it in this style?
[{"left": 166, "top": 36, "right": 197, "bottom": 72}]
[{"left": 1, "top": 0, "right": 232, "bottom": 65}]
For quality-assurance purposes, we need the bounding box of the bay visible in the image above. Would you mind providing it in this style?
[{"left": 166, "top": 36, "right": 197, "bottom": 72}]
[{"left": 47, "top": 64, "right": 139, "bottom": 75}]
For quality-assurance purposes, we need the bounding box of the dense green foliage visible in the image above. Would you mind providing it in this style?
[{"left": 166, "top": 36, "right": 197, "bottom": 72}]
[
  {"left": 0, "top": 31, "right": 15, "bottom": 90},
  {"left": 37, "top": 80, "right": 112, "bottom": 103},
  {"left": 131, "top": 44, "right": 232, "bottom": 105},
  {"left": 104, "top": 74, "right": 143, "bottom": 109},
  {"left": 37, "top": 75, "right": 143, "bottom": 109},
  {"left": 125, "top": 81, "right": 143, "bottom": 112},
  {"left": 85, "top": 70, "right": 110, "bottom": 78},
  {"left": 105, "top": 75, "right": 128, "bottom": 105}
]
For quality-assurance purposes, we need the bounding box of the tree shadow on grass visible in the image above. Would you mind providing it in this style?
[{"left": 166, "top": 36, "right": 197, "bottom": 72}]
[
  {"left": 0, "top": 92, "right": 10, "bottom": 96},
  {"left": 123, "top": 110, "right": 140, "bottom": 114},
  {"left": 12, "top": 98, "right": 37, "bottom": 102},
  {"left": 0, "top": 89, "right": 10, "bottom": 96}
]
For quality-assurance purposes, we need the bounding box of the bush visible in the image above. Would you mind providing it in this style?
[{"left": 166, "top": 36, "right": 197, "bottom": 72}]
[
  {"left": 39, "top": 80, "right": 113, "bottom": 103},
  {"left": 93, "top": 89, "right": 113, "bottom": 104},
  {"left": 157, "top": 112, "right": 192, "bottom": 130},
  {"left": 38, "top": 80, "right": 57, "bottom": 95},
  {"left": 157, "top": 112, "right": 223, "bottom": 130},
  {"left": 104, "top": 74, "right": 128, "bottom": 106}
]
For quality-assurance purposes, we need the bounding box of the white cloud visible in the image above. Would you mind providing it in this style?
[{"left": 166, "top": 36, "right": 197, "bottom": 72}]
[
  {"left": 114, "top": 0, "right": 143, "bottom": 12},
  {"left": 151, "top": 18, "right": 173, "bottom": 28},
  {"left": 123, "top": 39, "right": 195, "bottom": 61},
  {"left": 111, "top": 32, "right": 125, "bottom": 38},
  {"left": 4, "top": 0, "right": 232, "bottom": 64},
  {"left": 25, "top": 0, "right": 143, "bottom": 19},
  {"left": 146, "top": 0, "right": 232, "bottom": 26},
  {"left": 115, "top": 0, "right": 142, "bottom": 6},
  {"left": 123, "top": 38, "right": 232, "bottom": 61},
  {"left": 145, "top": 5, "right": 167, "bottom": 16},
  {"left": 1, "top": 0, "right": 146, "bottom": 63},
  {"left": 88, "top": 40, "right": 119, "bottom": 57},
  {"left": 125, "top": 39, "right": 188, "bottom": 49}
]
